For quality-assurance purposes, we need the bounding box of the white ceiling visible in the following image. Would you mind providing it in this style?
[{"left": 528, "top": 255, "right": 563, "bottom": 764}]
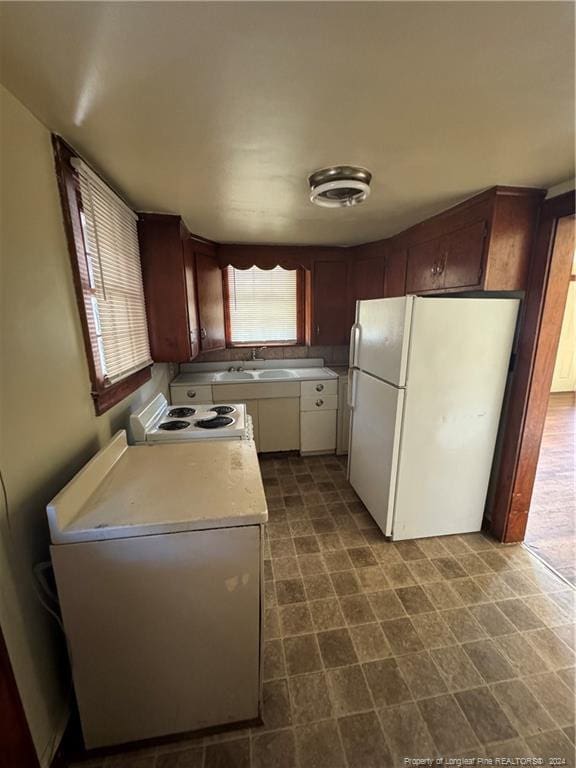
[{"left": 0, "top": 2, "right": 574, "bottom": 245}]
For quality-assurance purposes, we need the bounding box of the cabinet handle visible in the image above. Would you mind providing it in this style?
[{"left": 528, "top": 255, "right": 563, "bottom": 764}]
[
  {"left": 186, "top": 390, "right": 197, "bottom": 399},
  {"left": 315, "top": 399, "right": 324, "bottom": 407},
  {"left": 430, "top": 263, "right": 437, "bottom": 276},
  {"left": 315, "top": 384, "right": 324, "bottom": 392},
  {"left": 315, "top": 323, "right": 320, "bottom": 337},
  {"left": 200, "top": 327, "right": 207, "bottom": 340}
]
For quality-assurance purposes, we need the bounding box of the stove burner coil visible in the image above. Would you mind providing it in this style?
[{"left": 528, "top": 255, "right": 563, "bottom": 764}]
[
  {"left": 196, "top": 416, "right": 234, "bottom": 429},
  {"left": 158, "top": 420, "right": 190, "bottom": 431},
  {"left": 168, "top": 407, "right": 196, "bottom": 418},
  {"left": 210, "top": 406, "right": 236, "bottom": 415}
]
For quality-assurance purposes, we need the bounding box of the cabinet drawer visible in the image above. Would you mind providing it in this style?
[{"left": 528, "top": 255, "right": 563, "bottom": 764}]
[
  {"left": 301, "top": 395, "right": 338, "bottom": 412},
  {"left": 170, "top": 384, "right": 213, "bottom": 404},
  {"left": 300, "top": 411, "right": 337, "bottom": 454},
  {"left": 301, "top": 379, "right": 338, "bottom": 398}
]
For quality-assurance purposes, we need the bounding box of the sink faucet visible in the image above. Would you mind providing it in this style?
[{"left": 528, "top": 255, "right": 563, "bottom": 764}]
[{"left": 250, "top": 346, "right": 266, "bottom": 361}]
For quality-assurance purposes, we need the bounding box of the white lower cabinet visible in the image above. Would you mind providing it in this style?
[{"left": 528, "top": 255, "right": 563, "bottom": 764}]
[
  {"left": 301, "top": 410, "right": 337, "bottom": 454},
  {"left": 258, "top": 398, "right": 300, "bottom": 452}
]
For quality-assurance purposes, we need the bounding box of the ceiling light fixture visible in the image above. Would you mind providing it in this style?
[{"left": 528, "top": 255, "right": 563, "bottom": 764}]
[{"left": 308, "top": 166, "right": 372, "bottom": 208}]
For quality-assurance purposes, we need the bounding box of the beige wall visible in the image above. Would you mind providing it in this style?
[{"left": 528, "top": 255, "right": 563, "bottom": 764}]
[{"left": 0, "top": 85, "right": 171, "bottom": 766}]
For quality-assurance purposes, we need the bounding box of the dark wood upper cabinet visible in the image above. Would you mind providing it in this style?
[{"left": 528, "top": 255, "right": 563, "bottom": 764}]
[
  {"left": 311, "top": 260, "right": 351, "bottom": 345},
  {"left": 384, "top": 247, "right": 407, "bottom": 297},
  {"left": 402, "top": 187, "right": 544, "bottom": 295},
  {"left": 350, "top": 256, "right": 386, "bottom": 302},
  {"left": 138, "top": 213, "right": 223, "bottom": 361},
  {"left": 195, "top": 249, "right": 226, "bottom": 352}
]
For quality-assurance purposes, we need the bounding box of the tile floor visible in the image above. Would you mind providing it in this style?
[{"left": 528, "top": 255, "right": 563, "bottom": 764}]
[
  {"left": 525, "top": 391, "right": 576, "bottom": 585},
  {"left": 70, "top": 453, "right": 575, "bottom": 768}
]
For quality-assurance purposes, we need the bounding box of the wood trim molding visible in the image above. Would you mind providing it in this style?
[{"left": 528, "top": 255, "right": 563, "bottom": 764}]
[
  {"left": 489, "top": 191, "right": 575, "bottom": 542},
  {"left": 0, "top": 624, "right": 39, "bottom": 768},
  {"left": 52, "top": 135, "right": 151, "bottom": 414}
]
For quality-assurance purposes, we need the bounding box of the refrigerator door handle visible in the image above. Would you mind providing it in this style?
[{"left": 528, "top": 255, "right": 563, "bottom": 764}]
[
  {"left": 349, "top": 323, "right": 360, "bottom": 367},
  {"left": 347, "top": 369, "right": 357, "bottom": 409}
]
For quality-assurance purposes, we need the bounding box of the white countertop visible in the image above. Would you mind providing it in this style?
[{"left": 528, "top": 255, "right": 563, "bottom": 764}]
[
  {"left": 171, "top": 364, "right": 338, "bottom": 386},
  {"left": 48, "top": 432, "right": 268, "bottom": 544}
]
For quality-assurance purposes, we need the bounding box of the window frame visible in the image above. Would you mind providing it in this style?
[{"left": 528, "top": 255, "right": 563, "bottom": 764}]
[
  {"left": 52, "top": 135, "right": 152, "bottom": 415},
  {"left": 222, "top": 265, "right": 306, "bottom": 348}
]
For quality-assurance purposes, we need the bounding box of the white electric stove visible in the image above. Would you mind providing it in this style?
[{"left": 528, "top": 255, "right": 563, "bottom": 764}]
[{"left": 131, "top": 394, "right": 250, "bottom": 443}]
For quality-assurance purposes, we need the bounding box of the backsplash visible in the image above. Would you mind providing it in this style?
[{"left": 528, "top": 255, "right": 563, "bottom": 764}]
[{"left": 190, "top": 345, "right": 349, "bottom": 365}]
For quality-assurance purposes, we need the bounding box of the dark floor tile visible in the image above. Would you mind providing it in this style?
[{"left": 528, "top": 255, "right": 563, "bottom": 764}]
[
  {"left": 458, "top": 553, "right": 494, "bottom": 577},
  {"left": 294, "top": 535, "right": 320, "bottom": 555},
  {"left": 431, "top": 644, "right": 484, "bottom": 691},
  {"left": 295, "top": 721, "right": 346, "bottom": 768},
  {"left": 338, "top": 711, "right": 392, "bottom": 768},
  {"left": 496, "top": 598, "right": 545, "bottom": 631},
  {"left": 280, "top": 604, "right": 313, "bottom": 636},
  {"left": 395, "top": 586, "right": 435, "bottom": 615},
  {"left": 288, "top": 671, "right": 333, "bottom": 725},
  {"left": 495, "top": 632, "right": 551, "bottom": 676},
  {"left": 478, "top": 550, "right": 514, "bottom": 573},
  {"left": 462, "top": 638, "right": 517, "bottom": 683},
  {"left": 381, "top": 617, "right": 424, "bottom": 655},
  {"left": 379, "top": 702, "right": 436, "bottom": 759},
  {"left": 309, "top": 598, "right": 346, "bottom": 631},
  {"left": 393, "top": 540, "right": 427, "bottom": 561},
  {"left": 323, "top": 550, "right": 354, "bottom": 572},
  {"left": 347, "top": 546, "right": 378, "bottom": 568},
  {"left": 330, "top": 570, "right": 361, "bottom": 596},
  {"left": 204, "top": 738, "right": 250, "bottom": 768},
  {"left": 276, "top": 578, "right": 306, "bottom": 605},
  {"left": 450, "top": 577, "right": 490, "bottom": 606},
  {"left": 349, "top": 622, "right": 391, "bottom": 662},
  {"left": 270, "top": 538, "right": 297, "bottom": 559},
  {"left": 283, "top": 634, "right": 322, "bottom": 676},
  {"left": 317, "top": 628, "right": 358, "bottom": 668},
  {"left": 274, "top": 557, "right": 301, "bottom": 580},
  {"left": 418, "top": 694, "right": 478, "bottom": 754},
  {"left": 303, "top": 573, "right": 336, "bottom": 600},
  {"left": 430, "top": 557, "right": 467, "bottom": 580},
  {"left": 326, "top": 664, "right": 373, "bottom": 715},
  {"left": 262, "top": 679, "right": 292, "bottom": 730},
  {"left": 363, "top": 658, "right": 411, "bottom": 706},
  {"left": 298, "top": 553, "right": 326, "bottom": 576},
  {"left": 468, "top": 603, "right": 516, "bottom": 637},
  {"left": 252, "top": 730, "right": 296, "bottom": 768},
  {"left": 396, "top": 651, "right": 448, "bottom": 699},
  {"left": 407, "top": 558, "right": 443, "bottom": 584},
  {"left": 423, "top": 581, "right": 464, "bottom": 610},
  {"left": 491, "top": 679, "right": 555, "bottom": 736},
  {"left": 455, "top": 687, "right": 518, "bottom": 744},
  {"left": 339, "top": 594, "right": 376, "bottom": 626}
]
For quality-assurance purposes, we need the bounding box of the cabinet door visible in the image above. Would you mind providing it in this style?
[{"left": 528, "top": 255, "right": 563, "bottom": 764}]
[
  {"left": 258, "top": 398, "right": 300, "bottom": 453},
  {"left": 301, "top": 411, "right": 336, "bottom": 454},
  {"left": 312, "top": 260, "right": 351, "bottom": 344},
  {"left": 443, "top": 220, "right": 488, "bottom": 290},
  {"left": 195, "top": 251, "right": 226, "bottom": 352},
  {"left": 183, "top": 240, "right": 200, "bottom": 359},
  {"left": 384, "top": 247, "right": 408, "bottom": 297},
  {"left": 406, "top": 237, "right": 445, "bottom": 294},
  {"left": 351, "top": 257, "right": 385, "bottom": 302}
]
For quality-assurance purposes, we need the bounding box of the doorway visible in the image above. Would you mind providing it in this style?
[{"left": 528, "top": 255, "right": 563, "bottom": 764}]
[{"left": 524, "top": 255, "right": 575, "bottom": 583}]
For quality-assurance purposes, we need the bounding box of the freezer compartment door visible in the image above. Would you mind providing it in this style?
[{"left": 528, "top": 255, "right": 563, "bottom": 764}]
[
  {"left": 354, "top": 297, "right": 413, "bottom": 386},
  {"left": 347, "top": 370, "right": 404, "bottom": 536}
]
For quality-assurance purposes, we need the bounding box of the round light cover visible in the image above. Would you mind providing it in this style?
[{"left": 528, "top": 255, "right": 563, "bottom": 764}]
[{"left": 309, "top": 166, "right": 372, "bottom": 208}]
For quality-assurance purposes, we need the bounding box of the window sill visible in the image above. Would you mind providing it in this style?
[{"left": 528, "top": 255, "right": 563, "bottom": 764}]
[
  {"left": 227, "top": 342, "right": 302, "bottom": 349},
  {"left": 92, "top": 366, "right": 152, "bottom": 415}
]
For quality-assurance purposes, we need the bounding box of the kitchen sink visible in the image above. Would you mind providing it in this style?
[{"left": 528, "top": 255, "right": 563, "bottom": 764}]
[
  {"left": 216, "top": 371, "right": 255, "bottom": 381},
  {"left": 256, "top": 369, "right": 296, "bottom": 379}
]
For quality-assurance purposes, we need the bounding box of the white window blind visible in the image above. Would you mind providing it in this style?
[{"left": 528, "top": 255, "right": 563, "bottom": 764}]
[
  {"left": 226, "top": 266, "right": 298, "bottom": 344},
  {"left": 72, "top": 158, "right": 152, "bottom": 385}
]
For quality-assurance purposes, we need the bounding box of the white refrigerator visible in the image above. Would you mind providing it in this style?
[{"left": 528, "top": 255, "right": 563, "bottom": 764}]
[{"left": 347, "top": 296, "right": 519, "bottom": 540}]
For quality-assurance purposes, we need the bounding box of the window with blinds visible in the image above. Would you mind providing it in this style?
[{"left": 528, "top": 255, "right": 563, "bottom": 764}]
[
  {"left": 72, "top": 158, "right": 152, "bottom": 385},
  {"left": 225, "top": 266, "right": 300, "bottom": 345}
]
